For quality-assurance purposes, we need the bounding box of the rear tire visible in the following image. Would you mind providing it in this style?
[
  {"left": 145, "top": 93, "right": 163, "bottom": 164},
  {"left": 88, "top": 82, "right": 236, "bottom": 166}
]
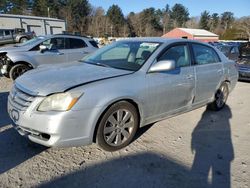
[
  {"left": 9, "top": 64, "right": 31, "bottom": 80},
  {"left": 207, "top": 82, "right": 229, "bottom": 111},
  {"left": 96, "top": 101, "right": 139, "bottom": 151}
]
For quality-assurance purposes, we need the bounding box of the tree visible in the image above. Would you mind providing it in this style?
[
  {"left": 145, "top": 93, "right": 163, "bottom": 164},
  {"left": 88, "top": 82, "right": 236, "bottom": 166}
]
[
  {"left": 186, "top": 16, "right": 199, "bottom": 29},
  {"left": 210, "top": 13, "right": 219, "bottom": 32},
  {"left": 139, "top": 8, "right": 162, "bottom": 36},
  {"left": 0, "top": 0, "right": 8, "bottom": 13},
  {"left": 162, "top": 4, "right": 173, "bottom": 34},
  {"left": 106, "top": 4, "right": 125, "bottom": 37},
  {"left": 221, "top": 12, "right": 234, "bottom": 30},
  {"left": 170, "top": 3, "right": 189, "bottom": 27},
  {"left": 32, "top": 0, "right": 49, "bottom": 17},
  {"left": 199, "top": 11, "right": 210, "bottom": 30},
  {"left": 1, "top": 0, "right": 29, "bottom": 14},
  {"left": 67, "top": 0, "right": 91, "bottom": 34},
  {"left": 237, "top": 17, "right": 250, "bottom": 40}
]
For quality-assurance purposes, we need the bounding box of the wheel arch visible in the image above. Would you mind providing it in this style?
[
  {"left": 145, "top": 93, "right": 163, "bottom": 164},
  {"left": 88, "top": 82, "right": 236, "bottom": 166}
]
[
  {"left": 92, "top": 98, "right": 141, "bottom": 143},
  {"left": 14, "top": 61, "right": 34, "bottom": 69}
]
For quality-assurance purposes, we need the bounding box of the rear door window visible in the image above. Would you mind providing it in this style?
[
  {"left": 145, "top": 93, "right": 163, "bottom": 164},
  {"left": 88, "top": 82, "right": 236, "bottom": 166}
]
[
  {"left": 69, "top": 38, "right": 87, "bottom": 49},
  {"left": 192, "top": 44, "right": 220, "bottom": 65}
]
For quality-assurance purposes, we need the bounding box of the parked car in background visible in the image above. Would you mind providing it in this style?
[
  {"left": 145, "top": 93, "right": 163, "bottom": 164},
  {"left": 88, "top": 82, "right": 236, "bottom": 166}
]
[
  {"left": 217, "top": 45, "right": 240, "bottom": 62},
  {"left": 0, "top": 34, "right": 98, "bottom": 80},
  {"left": 238, "top": 42, "right": 250, "bottom": 81},
  {"left": 0, "top": 28, "right": 35, "bottom": 45},
  {"left": 7, "top": 38, "right": 238, "bottom": 151}
]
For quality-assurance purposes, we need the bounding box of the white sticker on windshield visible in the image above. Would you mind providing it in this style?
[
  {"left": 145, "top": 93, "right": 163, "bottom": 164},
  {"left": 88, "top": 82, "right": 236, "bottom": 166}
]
[{"left": 140, "top": 43, "right": 159, "bottom": 48}]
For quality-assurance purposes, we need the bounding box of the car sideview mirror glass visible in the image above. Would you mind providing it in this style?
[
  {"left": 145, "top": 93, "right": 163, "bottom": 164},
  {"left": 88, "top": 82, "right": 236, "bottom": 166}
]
[{"left": 148, "top": 60, "right": 176, "bottom": 73}]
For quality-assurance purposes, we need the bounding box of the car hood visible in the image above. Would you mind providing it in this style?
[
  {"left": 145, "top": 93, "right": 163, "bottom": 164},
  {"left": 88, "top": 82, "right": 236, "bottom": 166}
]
[
  {"left": 15, "top": 62, "right": 133, "bottom": 96},
  {"left": 0, "top": 45, "right": 31, "bottom": 53}
]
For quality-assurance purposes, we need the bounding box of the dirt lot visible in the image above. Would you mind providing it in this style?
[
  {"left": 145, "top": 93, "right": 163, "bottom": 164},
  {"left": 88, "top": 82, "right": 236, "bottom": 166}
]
[{"left": 0, "top": 76, "right": 249, "bottom": 188}]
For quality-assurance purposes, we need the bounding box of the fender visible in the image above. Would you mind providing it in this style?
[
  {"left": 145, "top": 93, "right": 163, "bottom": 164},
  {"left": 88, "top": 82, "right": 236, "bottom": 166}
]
[{"left": 6, "top": 52, "right": 36, "bottom": 68}]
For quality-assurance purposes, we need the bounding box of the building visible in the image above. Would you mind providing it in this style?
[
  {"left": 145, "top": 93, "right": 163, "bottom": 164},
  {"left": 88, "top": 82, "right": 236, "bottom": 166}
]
[
  {"left": 162, "top": 28, "right": 219, "bottom": 42},
  {"left": 0, "top": 14, "right": 66, "bottom": 35}
]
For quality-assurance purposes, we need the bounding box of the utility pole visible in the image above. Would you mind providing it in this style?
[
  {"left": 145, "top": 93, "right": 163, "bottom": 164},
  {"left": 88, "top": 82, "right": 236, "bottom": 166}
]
[{"left": 47, "top": 7, "right": 50, "bottom": 18}]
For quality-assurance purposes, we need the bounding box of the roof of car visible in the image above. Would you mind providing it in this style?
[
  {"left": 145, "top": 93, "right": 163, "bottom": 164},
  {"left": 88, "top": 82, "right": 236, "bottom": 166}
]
[
  {"left": 117, "top": 37, "right": 209, "bottom": 45},
  {"left": 40, "top": 34, "right": 92, "bottom": 40}
]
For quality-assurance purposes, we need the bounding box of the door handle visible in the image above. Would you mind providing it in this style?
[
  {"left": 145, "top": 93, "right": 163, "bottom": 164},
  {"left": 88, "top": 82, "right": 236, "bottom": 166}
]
[{"left": 57, "top": 52, "right": 64, "bottom": 55}]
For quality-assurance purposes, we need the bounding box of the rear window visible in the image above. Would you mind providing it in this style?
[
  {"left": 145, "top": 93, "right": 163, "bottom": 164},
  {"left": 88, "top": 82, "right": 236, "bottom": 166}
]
[{"left": 89, "top": 40, "right": 99, "bottom": 48}]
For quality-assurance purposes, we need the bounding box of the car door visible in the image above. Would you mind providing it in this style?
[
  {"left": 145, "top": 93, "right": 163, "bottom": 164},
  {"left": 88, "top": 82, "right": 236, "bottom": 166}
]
[
  {"left": 65, "top": 38, "right": 92, "bottom": 61},
  {"left": 32, "top": 37, "right": 69, "bottom": 65},
  {"left": 145, "top": 43, "right": 195, "bottom": 119},
  {"left": 191, "top": 43, "right": 223, "bottom": 104},
  {"left": 3, "top": 30, "right": 14, "bottom": 44}
]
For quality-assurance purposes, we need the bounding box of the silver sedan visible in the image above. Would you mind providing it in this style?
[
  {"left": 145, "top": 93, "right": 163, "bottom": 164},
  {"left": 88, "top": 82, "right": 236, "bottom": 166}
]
[{"left": 8, "top": 38, "right": 238, "bottom": 151}]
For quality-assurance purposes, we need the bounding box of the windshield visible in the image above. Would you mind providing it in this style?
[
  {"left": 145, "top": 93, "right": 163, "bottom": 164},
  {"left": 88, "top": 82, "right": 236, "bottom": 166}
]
[
  {"left": 81, "top": 41, "right": 161, "bottom": 71},
  {"left": 15, "top": 36, "right": 45, "bottom": 47}
]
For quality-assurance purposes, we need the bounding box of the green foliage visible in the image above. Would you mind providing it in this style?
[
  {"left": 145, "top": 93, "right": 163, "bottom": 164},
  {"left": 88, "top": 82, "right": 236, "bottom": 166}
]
[
  {"left": 220, "top": 27, "right": 240, "bottom": 40},
  {"left": 210, "top": 13, "right": 219, "bottom": 31},
  {"left": 199, "top": 11, "right": 210, "bottom": 30},
  {"left": 106, "top": 4, "right": 125, "bottom": 36},
  {"left": 0, "top": 1, "right": 246, "bottom": 39},
  {"left": 170, "top": 3, "right": 189, "bottom": 27},
  {"left": 221, "top": 12, "right": 234, "bottom": 30},
  {"left": 32, "top": 0, "right": 49, "bottom": 17}
]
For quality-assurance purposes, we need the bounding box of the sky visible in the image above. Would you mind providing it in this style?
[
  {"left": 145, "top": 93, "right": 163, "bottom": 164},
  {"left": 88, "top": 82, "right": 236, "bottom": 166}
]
[{"left": 88, "top": 0, "right": 250, "bottom": 18}]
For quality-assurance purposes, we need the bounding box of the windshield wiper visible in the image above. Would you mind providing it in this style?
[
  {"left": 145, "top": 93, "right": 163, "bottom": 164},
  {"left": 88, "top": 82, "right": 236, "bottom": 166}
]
[
  {"left": 81, "top": 60, "right": 112, "bottom": 68},
  {"left": 93, "top": 62, "right": 112, "bottom": 68}
]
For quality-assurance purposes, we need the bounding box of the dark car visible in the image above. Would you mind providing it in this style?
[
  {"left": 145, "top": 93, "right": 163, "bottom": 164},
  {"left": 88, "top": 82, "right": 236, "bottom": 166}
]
[
  {"left": 217, "top": 45, "right": 240, "bottom": 62},
  {"left": 238, "top": 42, "right": 250, "bottom": 81}
]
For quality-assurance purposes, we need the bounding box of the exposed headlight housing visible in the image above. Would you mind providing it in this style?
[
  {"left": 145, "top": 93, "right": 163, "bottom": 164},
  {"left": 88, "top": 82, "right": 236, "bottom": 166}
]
[{"left": 37, "top": 92, "right": 83, "bottom": 112}]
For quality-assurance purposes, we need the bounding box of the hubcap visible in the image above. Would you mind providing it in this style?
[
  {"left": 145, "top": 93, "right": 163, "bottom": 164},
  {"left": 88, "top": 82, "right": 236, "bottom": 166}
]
[
  {"left": 103, "top": 109, "right": 135, "bottom": 146},
  {"left": 215, "top": 85, "right": 228, "bottom": 108}
]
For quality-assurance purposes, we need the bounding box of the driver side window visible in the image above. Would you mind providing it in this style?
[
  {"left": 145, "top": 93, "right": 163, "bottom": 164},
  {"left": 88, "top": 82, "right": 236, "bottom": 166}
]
[
  {"left": 39, "top": 37, "right": 65, "bottom": 50},
  {"left": 158, "top": 45, "right": 191, "bottom": 68}
]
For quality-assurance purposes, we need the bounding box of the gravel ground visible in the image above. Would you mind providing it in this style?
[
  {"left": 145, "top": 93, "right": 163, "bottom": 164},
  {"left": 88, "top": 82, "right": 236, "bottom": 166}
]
[{"left": 0, "top": 76, "right": 249, "bottom": 188}]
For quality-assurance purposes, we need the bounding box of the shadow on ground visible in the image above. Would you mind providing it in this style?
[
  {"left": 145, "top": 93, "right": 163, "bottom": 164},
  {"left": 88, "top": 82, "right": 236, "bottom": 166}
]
[
  {"left": 40, "top": 152, "right": 203, "bottom": 188},
  {"left": 0, "top": 92, "right": 46, "bottom": 174},
  {"left": 39, "top": 105, "right": 234, "bottom": 188},
  {"left": 0, "top": 92, "right": 11, "bottom": 128}
]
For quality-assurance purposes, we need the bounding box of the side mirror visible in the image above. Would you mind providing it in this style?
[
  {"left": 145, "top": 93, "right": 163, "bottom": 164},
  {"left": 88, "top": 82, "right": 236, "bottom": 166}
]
[
  {"left": 148, "top": 60, "right": 176, "bottom": 73},
  {"left": 39, "top": 45, "right": 48, "bottom": 53}
]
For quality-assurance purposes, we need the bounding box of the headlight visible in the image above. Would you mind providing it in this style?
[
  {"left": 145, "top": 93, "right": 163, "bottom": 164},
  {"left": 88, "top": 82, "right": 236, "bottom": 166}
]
[{"left": 37, "top": 92, "right": 83, "bottom": 112}]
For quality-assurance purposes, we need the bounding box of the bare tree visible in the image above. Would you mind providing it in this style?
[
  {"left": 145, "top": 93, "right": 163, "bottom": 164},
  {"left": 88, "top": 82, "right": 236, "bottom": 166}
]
[{"left": 237, "top": 17, "right": 250, "bottom": 41}]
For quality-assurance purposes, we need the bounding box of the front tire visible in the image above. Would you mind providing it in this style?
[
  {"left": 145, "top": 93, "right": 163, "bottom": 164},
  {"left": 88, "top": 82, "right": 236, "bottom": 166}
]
[
  {"left": 9, "top": 64, "right": 31, "bottom": 80},
  {"left": 96, "top": 101, "right": 139, "bottom": 151},
  {"left": 20, "top": 37, "right": 28, "bottom": 43},
  {"left": 208, "top": 82, "right": 229, "bottom": 111}
]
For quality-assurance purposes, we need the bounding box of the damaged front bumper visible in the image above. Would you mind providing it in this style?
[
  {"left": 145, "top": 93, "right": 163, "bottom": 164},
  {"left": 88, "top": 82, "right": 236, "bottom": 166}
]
[{"left": 0, "top": 52, "right": 12, "bottom": 76}]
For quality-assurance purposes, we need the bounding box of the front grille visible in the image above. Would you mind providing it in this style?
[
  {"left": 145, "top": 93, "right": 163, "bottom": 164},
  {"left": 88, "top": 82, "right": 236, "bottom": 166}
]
[{"left": 8, "top": 85, "right": 36, "bottom": 111}]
